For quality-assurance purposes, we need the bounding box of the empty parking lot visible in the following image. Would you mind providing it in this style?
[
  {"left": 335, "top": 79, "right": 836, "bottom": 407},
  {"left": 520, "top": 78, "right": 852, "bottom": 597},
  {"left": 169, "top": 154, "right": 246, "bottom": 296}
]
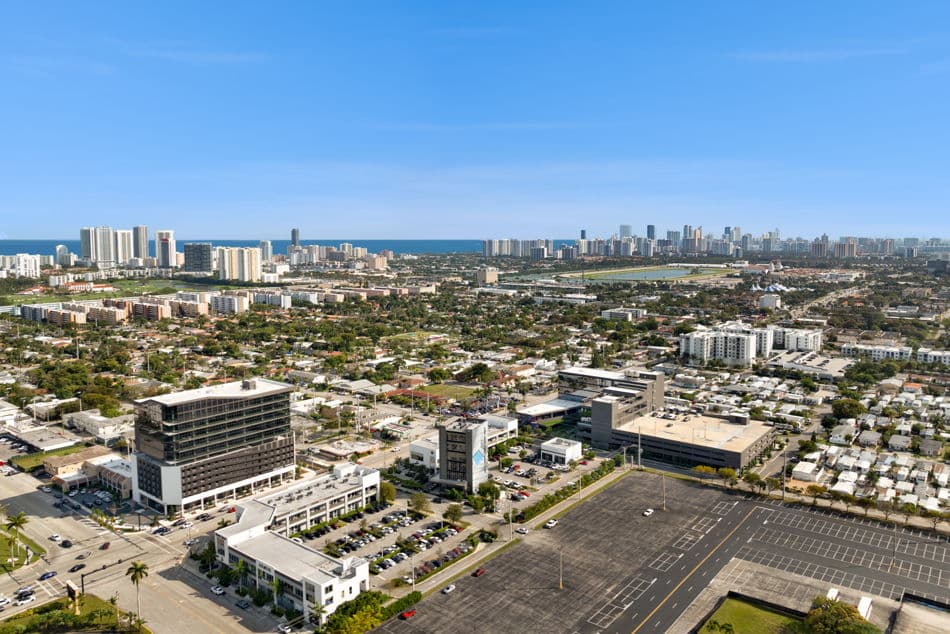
[{"left": 374, "top": 471, "right": 950, "bottom": 634}]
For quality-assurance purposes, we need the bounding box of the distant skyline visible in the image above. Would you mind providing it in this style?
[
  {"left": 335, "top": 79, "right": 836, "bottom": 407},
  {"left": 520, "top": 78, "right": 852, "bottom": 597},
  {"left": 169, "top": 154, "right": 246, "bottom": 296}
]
[{"left": 2, "top": 2, "right": 950, "bottom": 238}]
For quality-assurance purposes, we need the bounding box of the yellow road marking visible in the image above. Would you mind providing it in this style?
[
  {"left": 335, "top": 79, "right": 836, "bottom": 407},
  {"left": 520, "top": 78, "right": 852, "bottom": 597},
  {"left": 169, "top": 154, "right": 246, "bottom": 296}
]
[{"left": 631, "top": 507, "right": 757, "bottom": 633}]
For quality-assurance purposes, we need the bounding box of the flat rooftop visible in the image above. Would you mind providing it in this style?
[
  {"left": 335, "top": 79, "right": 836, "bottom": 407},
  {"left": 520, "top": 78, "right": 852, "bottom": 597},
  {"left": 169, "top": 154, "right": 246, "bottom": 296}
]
[
  {"left": 231, "top": 531, "right": 363, "bottom": 584},
  {"left": 617, "top": 413, "right": 773, "bottom": 454},
  {"left": 517, "top": 398, "right": 584, "bottom": 418},
  {"left": 254, "top": 465, "right": 377, "bottom": 518},
  {"left": 140, "top": 378, "right": 292, "bottom": 406},
  {"left": 560, "top": 366, "right": 625, "bottom": 380}
]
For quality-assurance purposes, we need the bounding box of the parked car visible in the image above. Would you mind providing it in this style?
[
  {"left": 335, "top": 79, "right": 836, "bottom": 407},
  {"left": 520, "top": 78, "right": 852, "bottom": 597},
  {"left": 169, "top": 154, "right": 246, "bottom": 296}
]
[
  {"left": 544, "top": 519, "right": 558, "bottom": 529},
  {"left": 472, "top": 568, "right": 487, "bottom": 577},
  {"left": 399, "top": 609, "right": 416, "bottom": 620},
  {"left": 642, "top": 508, "right": 654, "bottom": 517},
  {"left": 441, "top": 584, "right": 456, "bottom": 594}
]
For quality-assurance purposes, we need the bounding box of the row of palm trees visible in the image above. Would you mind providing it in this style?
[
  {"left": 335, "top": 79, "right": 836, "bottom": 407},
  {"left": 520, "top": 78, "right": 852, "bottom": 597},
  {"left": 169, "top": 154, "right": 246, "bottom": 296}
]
[{"left": 4, "top": 501, "right": 150, "bottom": 632}]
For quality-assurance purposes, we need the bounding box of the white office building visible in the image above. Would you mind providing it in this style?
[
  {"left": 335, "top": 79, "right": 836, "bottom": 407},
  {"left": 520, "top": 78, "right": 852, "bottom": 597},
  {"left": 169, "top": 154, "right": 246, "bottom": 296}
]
[{"left": 114, "top": 229, "right": 134, "bottom": 265}]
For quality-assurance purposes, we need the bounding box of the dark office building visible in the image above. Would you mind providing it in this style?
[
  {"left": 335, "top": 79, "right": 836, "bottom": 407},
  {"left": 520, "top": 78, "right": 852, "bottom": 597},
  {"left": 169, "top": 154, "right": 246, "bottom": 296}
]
[
  {"left": 291, "top": 227, "right": 300, "bottom": 247},
  {"left": 132, "top": 379, "right": 295, "bottom": 515},
  {"left": 183, "top": 242, "right": 213, "bottom": 273}
]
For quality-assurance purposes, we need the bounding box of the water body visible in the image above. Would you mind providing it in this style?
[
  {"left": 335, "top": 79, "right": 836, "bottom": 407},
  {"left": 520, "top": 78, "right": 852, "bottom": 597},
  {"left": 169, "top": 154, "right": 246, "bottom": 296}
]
[{"left": 0, "top": 238, "right": 578, "bottom": 257}]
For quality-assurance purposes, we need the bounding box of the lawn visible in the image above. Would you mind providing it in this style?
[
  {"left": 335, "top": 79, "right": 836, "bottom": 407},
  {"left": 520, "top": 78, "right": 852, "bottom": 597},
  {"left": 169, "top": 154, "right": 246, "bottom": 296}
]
[
  {"left": 0, "top": 527, "right": 44, "bottom": 569},
  {"left": 10, "top": 444, "right": 88, "bottom": 472},
  {"left": 0, "top": 593, "right": 153, "bottom": 633},
  {"left": 700, "top": 597, "right": 801, "bottom": 634},
  {"left": 420, "top": 384, "right": 477, "bottom": 400}
]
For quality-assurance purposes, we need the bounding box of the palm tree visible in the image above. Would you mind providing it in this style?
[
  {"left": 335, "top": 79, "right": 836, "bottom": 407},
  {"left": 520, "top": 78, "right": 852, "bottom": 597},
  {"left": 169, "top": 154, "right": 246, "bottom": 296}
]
[
  {"left": 233, "top": 558, "right": 248, "bottom": 589},
  {"left": 271, "top": 577, "right": 283, "bottom": 609},
  {"left": 125, "top": 561, "right": 149, "bottom": 621},
  {"left": 108, "top": 593, "right": 120, "bottom": 626},
  {"left": 310, "top": 599, "right": 327, "bottom": 627},
  {"left": 5, "top": 511, "right": 28, "bottom": 565}
]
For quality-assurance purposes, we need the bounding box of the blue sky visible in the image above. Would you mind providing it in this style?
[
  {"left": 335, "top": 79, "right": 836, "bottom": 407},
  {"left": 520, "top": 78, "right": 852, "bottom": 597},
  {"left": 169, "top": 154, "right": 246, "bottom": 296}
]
[{"left": 1, "top": 1, "right": 949, "bottom": 240}]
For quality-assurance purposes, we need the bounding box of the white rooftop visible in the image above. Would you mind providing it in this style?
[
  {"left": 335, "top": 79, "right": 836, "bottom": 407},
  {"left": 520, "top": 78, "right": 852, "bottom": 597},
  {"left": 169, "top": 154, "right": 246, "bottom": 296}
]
[{"left": 141, "top": 378, "right": 292, "bottom": 406}]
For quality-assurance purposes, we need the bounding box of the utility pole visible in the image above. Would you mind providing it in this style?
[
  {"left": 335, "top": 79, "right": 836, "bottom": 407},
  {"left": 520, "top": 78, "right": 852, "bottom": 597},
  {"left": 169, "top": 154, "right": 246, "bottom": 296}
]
[
  {"left": 782, "top": 450, "right": 787, "bottom": 503},
  {"left": 638, "top": 431, "right": 642, "bottom": 470},
  {"left": 662, "top": 471, "right": 667, "bottom": 511},
  {"left": 559, "top": 548, "right": 563, "bottom": 590}
]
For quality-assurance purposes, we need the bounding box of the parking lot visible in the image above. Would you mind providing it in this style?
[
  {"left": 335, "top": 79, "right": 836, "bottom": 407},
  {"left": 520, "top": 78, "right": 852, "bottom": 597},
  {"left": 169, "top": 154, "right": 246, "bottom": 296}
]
[
  {"left": 374, "top": 472, "right": 950, "bottom": 634},
  {"left": 374, "top": 471, "right": 733, "bottom": 634}
]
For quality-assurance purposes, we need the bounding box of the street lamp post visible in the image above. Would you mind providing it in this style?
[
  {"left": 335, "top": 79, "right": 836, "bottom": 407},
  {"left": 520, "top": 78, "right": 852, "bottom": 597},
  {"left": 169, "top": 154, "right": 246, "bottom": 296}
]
[{"left": 559, "top": 548, "right": 563, "bottom": 590}]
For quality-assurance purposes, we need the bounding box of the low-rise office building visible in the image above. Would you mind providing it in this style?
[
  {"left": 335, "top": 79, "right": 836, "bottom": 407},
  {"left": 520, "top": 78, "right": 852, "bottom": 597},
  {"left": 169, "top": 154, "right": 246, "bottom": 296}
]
[
  {"left": 590, "top": 409, "right": 774, "bottom": 470},
  {"left": 215, "top": 493, "right": 370, "bottom": 626},
  {"left": 539, "top": 437, "right": 583, "bottom": 465}
]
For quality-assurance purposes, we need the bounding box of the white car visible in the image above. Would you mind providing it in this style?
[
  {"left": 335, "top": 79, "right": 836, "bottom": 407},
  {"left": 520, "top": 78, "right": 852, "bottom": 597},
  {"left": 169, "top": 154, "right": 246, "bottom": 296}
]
[
  {"left": 277, "top": 625, "right": 293, "bottom": 634},
  {"left": 15, "top": 595, "right": 35, "bottom": 606},
  {"left": 441, "top": 584, "right": 456, "bottom": 594},
  {"left": 515, "top": 527, "right": 529, "bottom": 535},
  {"left": 0, "top": 597, "right": 11, "bottom": 607},
  {"left": 49, "top": 534, "right": 61, "bottom": 542},
  {"left": 210, "top": 586, "right": 225, "bottom": 596},
  {"left": 544, "top": 519, "right": 558, "bottom": 529},
  {"left": 643, "top": 508, "right": 655, "bottom": 517}
]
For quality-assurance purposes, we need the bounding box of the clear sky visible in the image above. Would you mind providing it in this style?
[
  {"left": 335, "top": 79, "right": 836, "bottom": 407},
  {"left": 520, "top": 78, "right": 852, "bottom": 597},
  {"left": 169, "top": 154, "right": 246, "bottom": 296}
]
[{"left": 2, "top": 1, "right": 949, "bottom": 240}]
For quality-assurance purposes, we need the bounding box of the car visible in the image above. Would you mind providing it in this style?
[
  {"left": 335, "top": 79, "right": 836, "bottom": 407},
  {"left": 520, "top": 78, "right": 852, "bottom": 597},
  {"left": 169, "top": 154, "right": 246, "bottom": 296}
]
[
  {"left": 60, "top": 540, "right": 72, "bottom": 548},
  {"left": 38, "top": 571, "right": 57, "bottom": 581},
  {"left": 76, "top": 551, "right": 91, "bottom": 560},
  {"left": 515, "top": 527, "right": 529, "bottom": 535},
  {"left": 235, "top": 599, "right": 250, "bottom": 610},
  {"left": 441, "top": 584, "right": 456, "bottom": 594},
  {"left": 14, "top": 596, "right": 35, "bottom": 606},
  {"left": 184, "top": 538, "right": 199, "bottom": 547},
  {"left": 210, "top": 586, "right": 225, "bottom": 596},
  {"left": 544, "top": 519, "right": 558, "bottom": 529},
  {"left": 472, "top": 568, "right": 487, "bottom": 577},
  {"left": 100, "top": 542, "right": 110, "bottom": 550},
  {"left": 399, "top": 609, "right": 416, "bottom": 620},
  {"left": 643, "top": 508, "right": 654, "bottom": 517},
  {"left": 0, "top": 597, "right": 11, "bottom": 607},
  {"left": 179, "top": 522, "right": 193, "bottom": 529},
  {"left": 49, "top": 534, "right": 61, "bottom": 542},
  {"left": 172, "top": 519, "right": 187, "bottom": 527},
  {"left": 40, "top": 486, "right": 52, "bottom": 492},
  {"left": 68, "top": 564, "right": 86, "bottom": 573}
]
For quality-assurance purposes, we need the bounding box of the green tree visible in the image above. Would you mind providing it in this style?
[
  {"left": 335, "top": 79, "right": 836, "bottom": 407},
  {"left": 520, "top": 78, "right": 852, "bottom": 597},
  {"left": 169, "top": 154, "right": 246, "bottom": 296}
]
[
  {"left": 832, "top": 398, "right": 867, "bottom": 420},
  {"left": 125, "top": 561, "right": 149, "bottom": 622},
  {"left": 379, "top": 481, "right": 397, "bottom": 504},
  {"left": 443, "top": 504, "right": 463, "bottom": 524},
  {"left": 806, "top": 484, "right": 828, "bottom": 506},
  {"left": 716, "top": 467, "right": 737, "bottom": 484},
  {"left": 742, "top": 472, "right": 763, "bottom": 491},
  {"left": 410, "top": 492, "right": 431, "bottom": 514},
  {"left": 4, "top": 511, "right": 28, "bottom": 565},
  {"left": 804, "top": 596, "right": 880, "bottom": 633}
]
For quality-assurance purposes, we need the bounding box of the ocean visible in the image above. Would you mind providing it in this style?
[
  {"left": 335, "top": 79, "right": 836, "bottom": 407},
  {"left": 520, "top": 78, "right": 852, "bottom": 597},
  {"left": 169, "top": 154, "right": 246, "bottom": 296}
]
[{"left": 0, "top": 239, "right": 575, "bottom": 257}]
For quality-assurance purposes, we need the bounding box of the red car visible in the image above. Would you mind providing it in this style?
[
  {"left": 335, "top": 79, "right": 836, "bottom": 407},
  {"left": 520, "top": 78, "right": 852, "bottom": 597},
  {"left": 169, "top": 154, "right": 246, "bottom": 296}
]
[
  {"left": 518, "top": 491, "right": 531, "bottom": 497},
  {"left": 472, "top": 568, "right": 487, "bottom": 577},
  {"left": 399, "top": 609, "right": 416, "bottom": 620},
  {"left": 99, "top": 542, "right": 110, "bottom": 550}
]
